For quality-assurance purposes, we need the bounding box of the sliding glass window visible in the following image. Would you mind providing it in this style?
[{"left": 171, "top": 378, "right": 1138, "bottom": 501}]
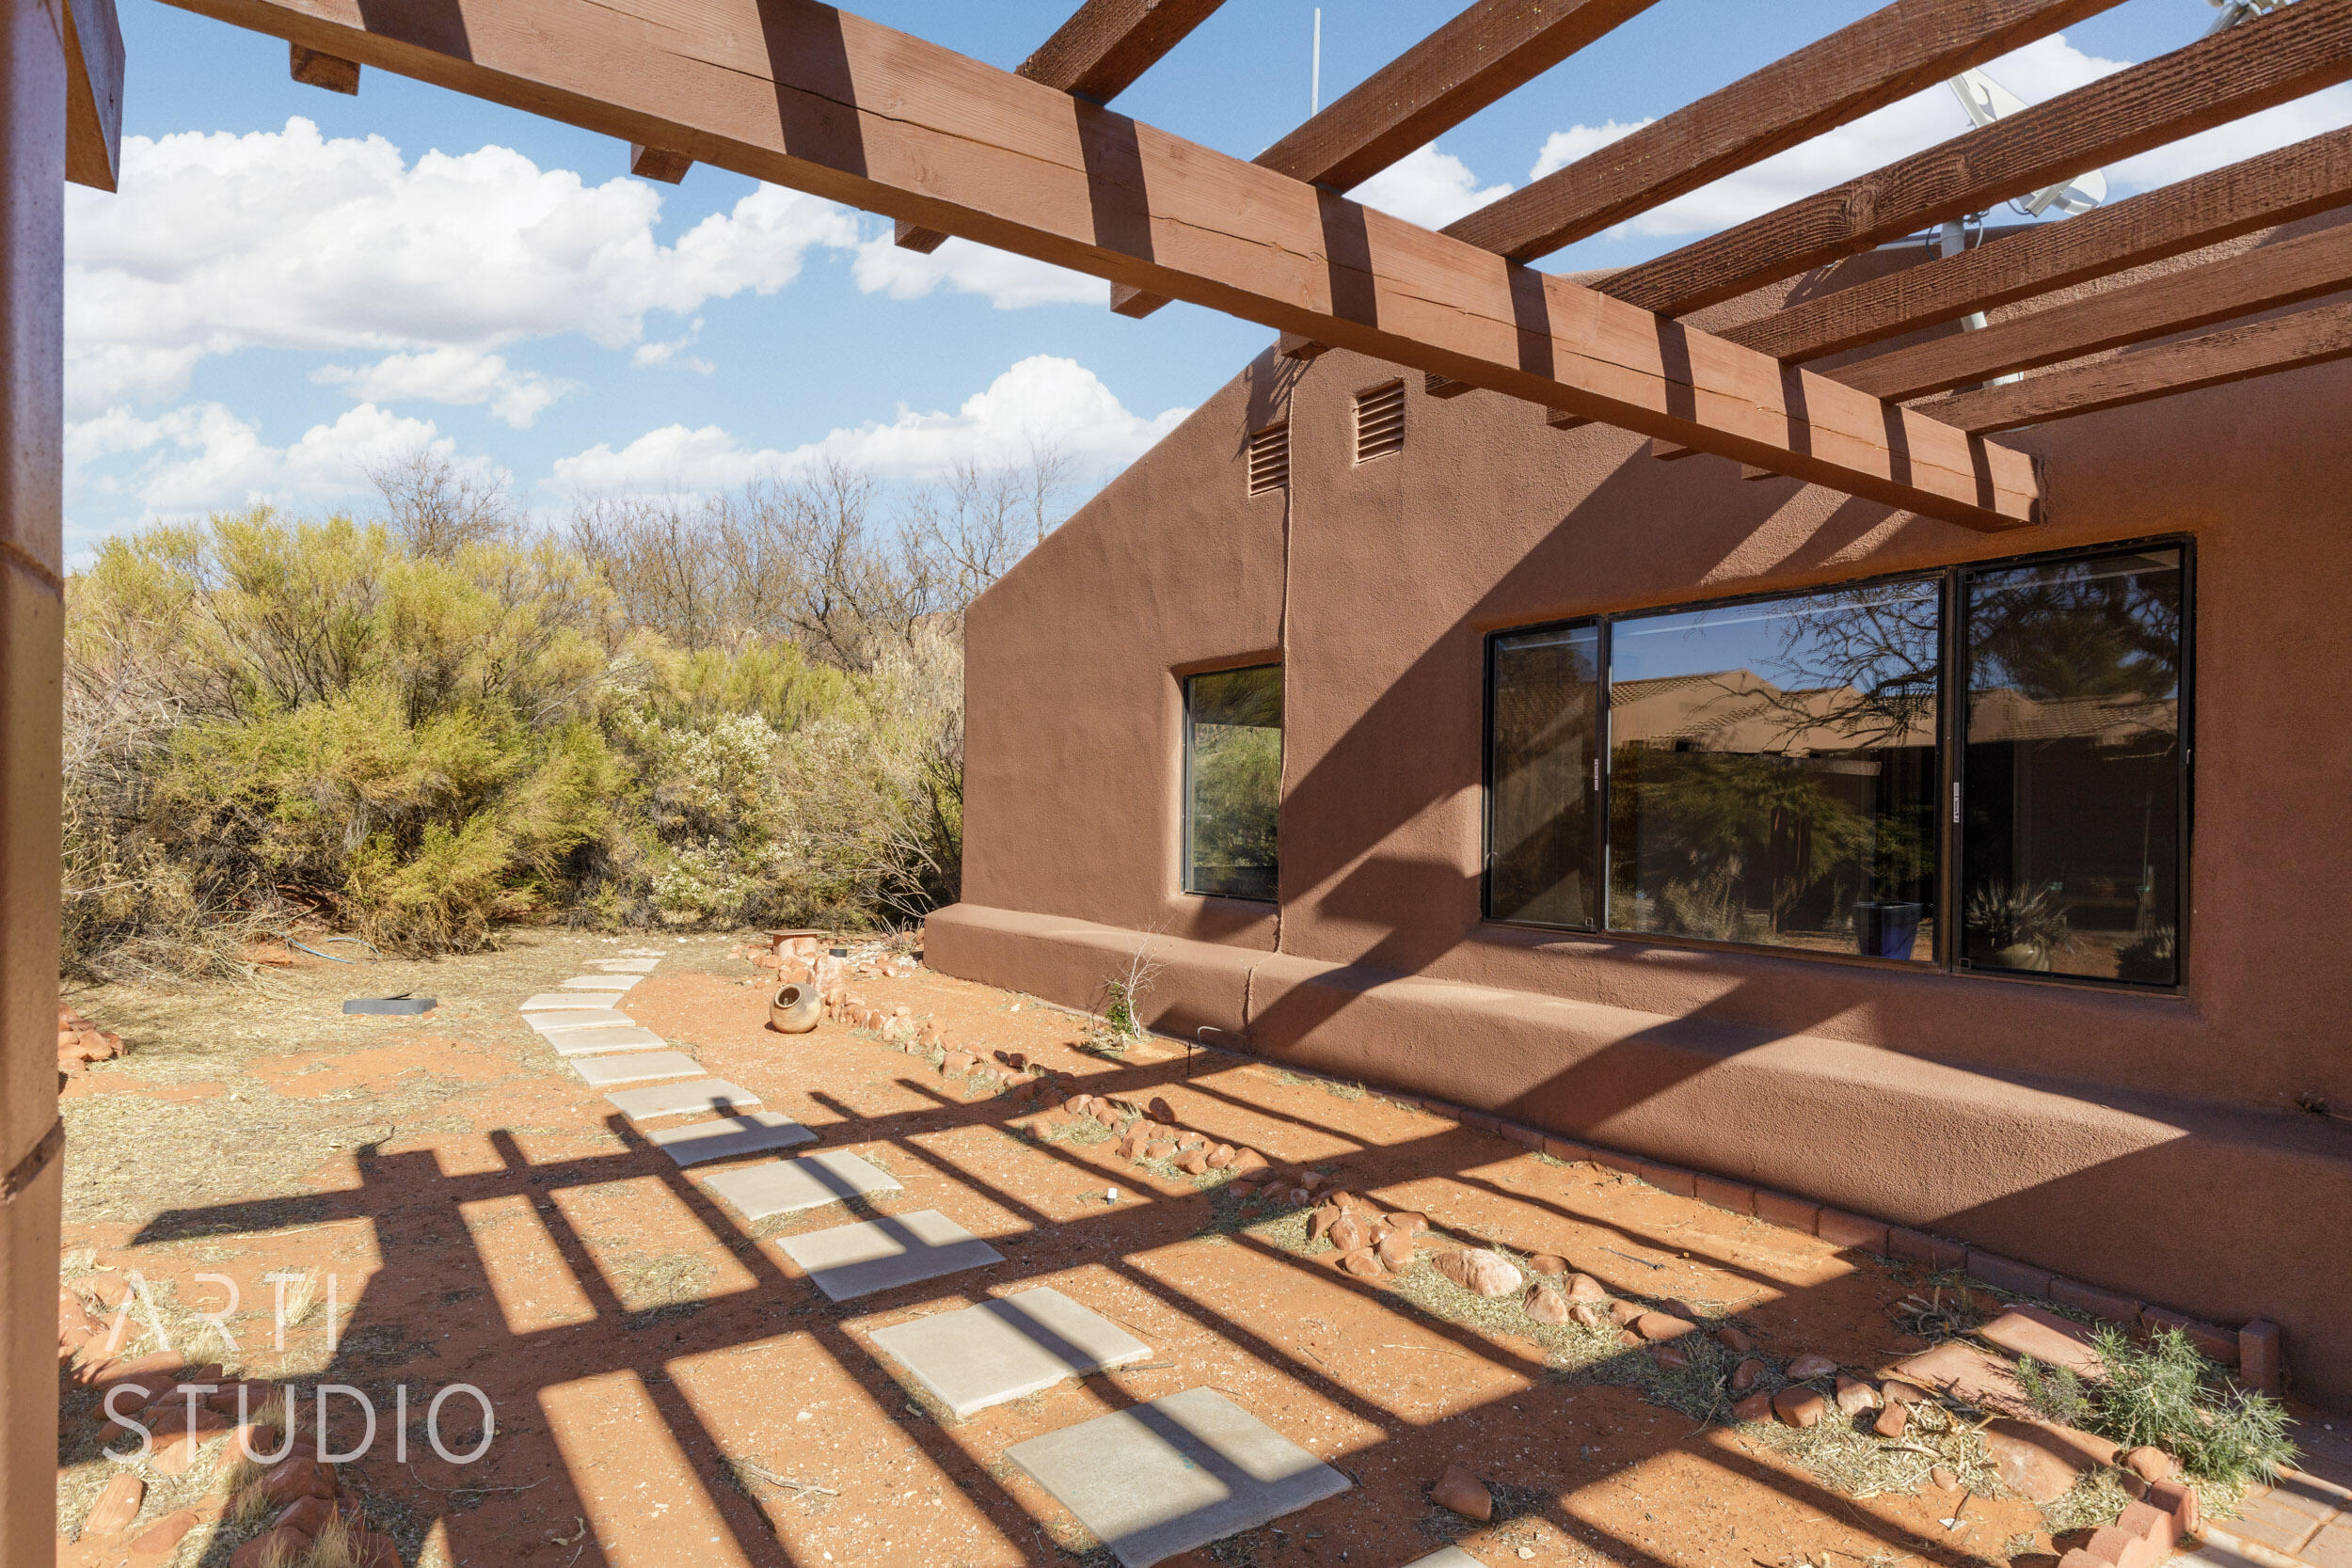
[
  {"left": 1488, "top": 623, "right": 1602, "bottom": 927},
  {"left": 1608, "top": 581, "right": 1942, "bottom": 960},
  {"left": 1961, "top": 547, "right": 2185, "bottom": 984},
  {"left": 1184, "top": 665, "right": 1283, "bottom": 902}
]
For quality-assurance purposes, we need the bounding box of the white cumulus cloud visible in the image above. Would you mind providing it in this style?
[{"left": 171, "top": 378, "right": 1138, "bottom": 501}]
[
  {"left": 68, "top": 402, "right": 448, "bottom": 517},
  {"left": 850, "top": 233, "right": 1107, "bottom": 309},
  {"left": 1349, "top": 143, "right": 1514, "bottom": 230},
  {"left": 311, "top": 347, "right": 577, "bottom": 428},
  {"left": 548, "top": 355, "right": 1189, "bottom": 500}
]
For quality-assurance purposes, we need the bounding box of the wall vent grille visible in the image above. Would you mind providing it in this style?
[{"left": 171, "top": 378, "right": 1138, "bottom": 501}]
[
  {"left": 1247, "top": 423, "right": 1290, "bottom": 495},
  {"left": 1355, "top": 381, "right": 1406, "bottom": 463}
]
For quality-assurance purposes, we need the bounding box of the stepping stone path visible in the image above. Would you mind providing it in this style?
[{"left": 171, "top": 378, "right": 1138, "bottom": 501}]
[
  {"left": 703, "top": 1150, "right": 903, "bottom": 1221},
  {"left": 1405, "top": 1553, "right": 1485, "bottom": 1568},
  {"left": 526, "top": 1009, "right": 637, "bottom": 1032},
  {"left": 540, "top": 1026, "right": 669, "bottom": 1057},
  {"left": 1004, "top": 1386, "right": 1351, "bottom": 1567},
  {"left": 562, "top": 974, "right": 641, "bottom": 990},
  {"left": 867, "top": 1287, "right": 1149, "bottom": 1418},
  {"left": 520, "top": 993, "right": 618, "bottom": 1011},
  {"left": 778, "top": 1210, "right": 1003, "bottom": 1301},
  {"left": 570, "top": 1051, "right": 704, "bottom": 1087},
  {"left": 586, "top": 957, "right": 660, "bottom": 973},
  {"left": 645, "top": 1113, "right": 816, "bottom": 1166},
  {"left": 604, "top": 1078, "right": 762, "bottom": 1121}
]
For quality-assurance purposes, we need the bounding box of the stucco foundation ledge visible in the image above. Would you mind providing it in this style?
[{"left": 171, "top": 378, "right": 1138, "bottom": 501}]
[{"left": 922, "top": 904, "right": 2352, "bottom": 1409}]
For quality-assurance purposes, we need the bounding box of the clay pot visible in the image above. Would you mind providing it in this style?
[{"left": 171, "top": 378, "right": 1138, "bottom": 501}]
[{"left": 768, "top": 984, "right": 822, "bottom": 1035}]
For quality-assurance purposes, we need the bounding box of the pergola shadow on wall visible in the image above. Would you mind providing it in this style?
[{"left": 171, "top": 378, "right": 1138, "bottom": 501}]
[
  {"left": 125, "top": 1049, "right": 2014, "bottom": 1566},
  {"left": 15, "top": 0, "right": 2352, "bottom": 1549}
]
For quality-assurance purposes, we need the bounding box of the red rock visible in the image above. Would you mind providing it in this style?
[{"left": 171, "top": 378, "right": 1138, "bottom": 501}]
[
  {"left": 1118, "top": 1129, "right": 1149, "bottom": 1161},
  {"left": 1228, "top": 1148, "right": 1269, "bottom": 1175},
  {"left": 349, "top": 1532, "right": 402, "bottom": 1568},
  {"left": 128, "top": 1511, "right": 198, "bottom": 1558},
  {"left": 1874, "top": 1402, "right": 1911, "bottom": 1439},
  {"left": 1931, "top": 1466, "right": 1959, "bottom": 1491},
  {"left": 1336, "top": 1248, "right": 1385, "bottom": 1278},
  {"left": 1431, "top": 1463, "right": 1492, "bottom": 1521},
  {"left": 2146, "top": 1478, "right": 2200, "bottom": 1535},
  {"left": 1092, "top": 1105, "right": 1122, "bottom": 1129},
  {"left": 1308, "top": 1204, "right": 1342, "bottom": 1241},
  {"left": 1785, "top": 1352, "right": 1837, "bottom": 1380},
  {"left": 1772, "top": 1387, "right": 1827, "bottom": 1428},
  {"left": 1527, "top": 1287, "right": 1570, "bottom": 1325},
  {"left": 1981, "top": 1418, "right": 2117, "bottom": 1503},
  {"left": 2116, "top": 1499, "right": 2180, "bottom": 1555},
  {"left": 1714, "top": 1325, "right": 1755, "bottom": 1354},
  {"left": 1206, "top": 1145, "right": 1235, "bottom": 1169},
  {"left": 1835, "top": 1375, "right": 1880, "bottom": 1416},
  {"left": 1527, "top": 1254, "right": 1566, "bottom": 1276},
  {"left": 85, "top": 1473, "right": 145, "bottom": 1536},
  {"left": 1607, "top": 1299, "right": 1643, "bottom": 1326},
  {"left": 230, "top": 1528, "right": 310, "bottom": 1568},
  {"left": 2085, "top": 1525, "right": 2156, "bottom": 1568},
  {"left": 1144, "top": 1141, "right": 1176, "bottom": 1162},
  {"left": 1376, "top": 1230, "right": 1417, "bottom": 1272},
  {"left": 2122, "top": 1446, "right": 2178, "bottom": 1482},
  {"left": 1148, "top": 1097, "right": 1176, "bottom": 1123},
  {"left": 261, "top": 1457, "right": 339, "bottom": 1506},
  {"left": 1733, "top": 1391, "right": 1774, "bottom": 1422},
  {"left": 1893, "top": 1340, "right": 2031, "bottom": 1413},
  {"left": 1634, "top": 1312, "right": 1696, "bottom": 1342},
  {"left": 1979, "top": 1305, "right": 2106, "bottom": 1380},
  {"left": 1729, "top": 1356, "right": 1766, "bottom": 1393},
  {"left": 2058, "top": 1550, "right": 2109, "bottom": 1568},
  {"left": 1653, "top": 1342, "right": 1691, "bottom": 1371},
  {"left": 1172, "top": 1132, "right": 1204, "bottom": 1150},
  {"left": 1328, "top": 1215, "right": 1366, "bottom": 1254},
  {"left": 1176, "top": 1148, "right": 1210, "bottom": 1175},
  {"left": 1882, "top": 1379, "right": 1928, "bottom": 1407},
  {"left": 1435, "top": 1249, "right": 1524, "bottom": 1298},
  {"left": 152, "top": 1429, "right": 219, "bottom": 1476},
  {"left": 1565, "top": 1274, "right": 1608, "bottom": 1302},
  {"left": 276, "top": 1495, "right": 335, "bottom": 1537},
  {"left": 1569, "top": 1302, "right": 1608, "bottom": 1329},
  {"left": 1384, "top": 1211, "right": 1427, "bottom": 1234}
]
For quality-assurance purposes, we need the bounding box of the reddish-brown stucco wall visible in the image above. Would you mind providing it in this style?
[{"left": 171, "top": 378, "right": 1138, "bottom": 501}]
[{"left": 942, "top": 280, "right": 2352, "bottom": 1403}]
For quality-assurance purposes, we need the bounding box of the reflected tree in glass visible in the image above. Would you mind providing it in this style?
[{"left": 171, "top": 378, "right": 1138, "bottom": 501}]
[
  {"left": 1489, "top": 625, "right": 1600, "bottom": 927},
  {"left": 1962, "top": 549, "right": 2182, "bottom": 984},
  {"left": 1607, "top": 581, "right": 1941, "bottom": 959},
  {"left": 1186, "top": 665, "right": 1282, "bottom": 901}
]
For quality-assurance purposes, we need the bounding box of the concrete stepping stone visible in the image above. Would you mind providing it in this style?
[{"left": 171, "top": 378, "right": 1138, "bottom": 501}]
[
  {"left": 520, "top": 993, "right": 616, "bottom": 1011},
  {"left": 868, "top": 1287, "right": 1150, "bottom": 1418},
  {"left": 645, "top": 1113, "right": 816, "bottom": 1166},
  {"left": 605, "top": 1078, "right": 761, "bottom": 1122},
  {"left": 704, "top": 1151, "right": 904, "bottom": 1222},
  {"left": 526, "top": 1009, "right": 635, "bottom": 1032},
  {"left": 562, "top": 974, "right": 641, "bottom": 990},
  {"left": 541, "top": 1026, "right": 668, "bottom": 1057},
  {"left": 570, "top": 1051, "right": 702, "bottom": 1087},
  {"left": 1404, "top": 1552, "right": 1483, "bottom": 1568},
  {"left": 1005, "top": 1386, "right": 1350, "bottom": 1567},
  {"left": 586, "top": 957, "right": 660, "bottom": 973},
  {"left": 620, "top": 947, "right": 667, "bottom": 956},
  {"left": 776, "top": 1209, "right": 1002, "bottom": 1302}
]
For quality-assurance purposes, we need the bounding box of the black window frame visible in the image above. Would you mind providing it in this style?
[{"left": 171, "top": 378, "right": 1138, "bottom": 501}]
[
  {"left": 1182, "top": 661, "right": 1284, "bottom": 904},
  {"left": 1479, "top": 535, "right": 2193, "bottom": 991}
]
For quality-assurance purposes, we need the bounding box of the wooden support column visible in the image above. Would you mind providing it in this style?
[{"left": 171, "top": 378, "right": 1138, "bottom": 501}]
[
  {"left": 0, "top": 0, "right": 69, "bottom": 1559},
  {"left": 289, "top": 40, "right": 357, "bottom": 91}
]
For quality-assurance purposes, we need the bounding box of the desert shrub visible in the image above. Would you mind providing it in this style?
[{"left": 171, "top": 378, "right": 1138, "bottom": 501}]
[{"left": 2022, "top": 1327, "right": 2295, "bottom": 1492}]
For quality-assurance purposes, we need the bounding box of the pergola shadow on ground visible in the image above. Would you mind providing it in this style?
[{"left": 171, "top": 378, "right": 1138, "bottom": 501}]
[{"left": 130, "top": 1043, "right": 2040, "bottom": 1568}]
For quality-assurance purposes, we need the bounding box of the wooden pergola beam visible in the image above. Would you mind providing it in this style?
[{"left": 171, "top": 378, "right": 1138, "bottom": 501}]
[
  {"left": 1114, "top": 0, "right": 1660, "bottom": 320},
  {"left": 1604, "top": 0, "right": 2352, "bottom": 318},
  {"left": 151, "top": 0, "right": 2040, "bottom": 531},
  {"left": 1724, "top": 125, "right": 2352, "bottom": 364},
  {"left": 1442, "top": 0, "right": 2126, "bottom": 262},
  {"left": 1837, "top": 217, "right": 2352, "bottom": 402},
  {"left": 1922, "top": 298, "right": 2352, "bottom": 433},
  {"left": 64, "top": 0, "right": 125, "bottom": 191},
  {"left": 899, "top": 0, "right": 1225, "bottom": 255}
]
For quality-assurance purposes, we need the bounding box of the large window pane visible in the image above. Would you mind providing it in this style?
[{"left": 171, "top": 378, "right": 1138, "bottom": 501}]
[
  {"left": 1608, "top": 582, "right": 1942, "bottom": 959},
  {"left": 1185, "top": 665, "right": 1282, "bottom": 901},
  {"left": 1489, "top": 624, "right": 1600, "bottom": 927},
  {"left": 1962, "top": 549, "right": 2184, "bottom": 984}
]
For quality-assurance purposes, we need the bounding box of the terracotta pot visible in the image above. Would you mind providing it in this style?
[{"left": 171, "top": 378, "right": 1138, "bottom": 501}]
[{"left": 769, "top": 984, "right": 822, "bottom": 1035}]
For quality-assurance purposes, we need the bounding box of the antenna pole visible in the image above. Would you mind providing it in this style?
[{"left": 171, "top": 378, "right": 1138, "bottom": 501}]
[{"left": 1311, "top": 8, "right": 1322, "bottom": 114}]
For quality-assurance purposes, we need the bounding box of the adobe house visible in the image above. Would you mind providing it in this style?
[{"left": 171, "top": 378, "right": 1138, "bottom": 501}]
[{"left": 931, "top": 235, "right": 2352, "bottom": 1406}]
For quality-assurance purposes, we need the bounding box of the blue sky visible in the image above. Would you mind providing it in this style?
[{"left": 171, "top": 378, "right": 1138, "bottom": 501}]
[{"left": 63, "top": 0, "right": 2352, "bottom": 559}]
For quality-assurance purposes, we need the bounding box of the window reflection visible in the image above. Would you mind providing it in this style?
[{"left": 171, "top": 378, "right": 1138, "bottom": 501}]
[
  {"left": 1607, "top": 582, "right": 1942, "bottom": 960},
  {"left": 1490, "top": 625, "right": 1600, "bottom": 927},
  {"left": 1962, "top": 549, "right": 2183, "bottom": 984},
  {"left": 1185, "top": 665, "right": 1282, "bottom": 902}
]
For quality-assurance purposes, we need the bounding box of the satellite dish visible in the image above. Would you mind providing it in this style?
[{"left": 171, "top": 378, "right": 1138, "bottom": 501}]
[{"left": 1947, "top": 69, "right": 2107, "bottom": 217}]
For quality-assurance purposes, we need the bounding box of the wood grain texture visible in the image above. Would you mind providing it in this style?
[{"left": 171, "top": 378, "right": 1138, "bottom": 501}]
[
  {"left": 902, "top": 0, "right": 1225, "bottom": 249},
  {"left": 64, "top": 0, "right": 123, "bottom": 191},
  {"left": 1923, "top": 298, "right": 2352, "bottom": 432},
  {"left": 1260, "top": 0, "right": 1660, "bottom": 192},
  {"left": 1607, "top": 0, "right": 2352, "bottom": 317},
  {"left": 289, "top": 41, "right": 358, "bottom": 92},
  {"left": 1443, "top": 0, "right": 2124, "bottom": 261},
  {"left": 151, "top": 0, "right": 2038, "bottom": 529},
  {"left": 1727, "top": 125, "right": 2352, "bottom": 363},
  {"left": 1838, "top": 216, "right": 2352, "bottom": 400},
  {"left": 629, "top": 142, "right": 691, "bottom": 182}
]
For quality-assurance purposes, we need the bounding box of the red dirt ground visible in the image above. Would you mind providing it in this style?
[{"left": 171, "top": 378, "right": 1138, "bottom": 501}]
[{"left": 53, "top": 936, "right": 2111, "bottom": 1567}]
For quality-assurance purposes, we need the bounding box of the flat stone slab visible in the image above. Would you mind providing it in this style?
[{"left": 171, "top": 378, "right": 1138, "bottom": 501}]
[
  {"left": 705, "top": 1151, "right": 905, "bottom": 1222},
  {"left": 1004, "top": 1387, "right": 1351, "bottom": 1567},
  {"left": 620, "top": 947, "right": 668, "bottom": 956},
  {"left": 1403, "top": 1553, "right": 1484, "bottom": 1568},
  {"left": 527, "top": 1009, "right": 636, "bottom": 1032},
  {"left": 520, "top": 993, "right": 617, "bottom": 1011},
  {"left": 562, "top": 974, "right": 641, "bottom": 990},
  {"left": 868, "top": 1287, "right": 1150, "bottom": 1418},
  {"left": 776, "top": 1210, "right": 1000, "bottom": 1302},
  {"left": 542, "top": 1026, "right": 668, "bottom": 1057},
  {"left": 586, "top": 957, "right": 660, "bottom": 973},
  {"left": 569, "top": 1051, "right": 703, "bottom": 1087},
  {"left": 644, "top": 1113, "right": 817, "bottom": 1166},
  {"left": 604, "top": 1078, "right": 761, "bottom": 1122}
]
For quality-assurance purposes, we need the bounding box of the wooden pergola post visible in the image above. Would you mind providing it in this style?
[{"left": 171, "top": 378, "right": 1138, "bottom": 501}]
[{"left": 0, "top": 0, "right": 67, "bottom": 1560}]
